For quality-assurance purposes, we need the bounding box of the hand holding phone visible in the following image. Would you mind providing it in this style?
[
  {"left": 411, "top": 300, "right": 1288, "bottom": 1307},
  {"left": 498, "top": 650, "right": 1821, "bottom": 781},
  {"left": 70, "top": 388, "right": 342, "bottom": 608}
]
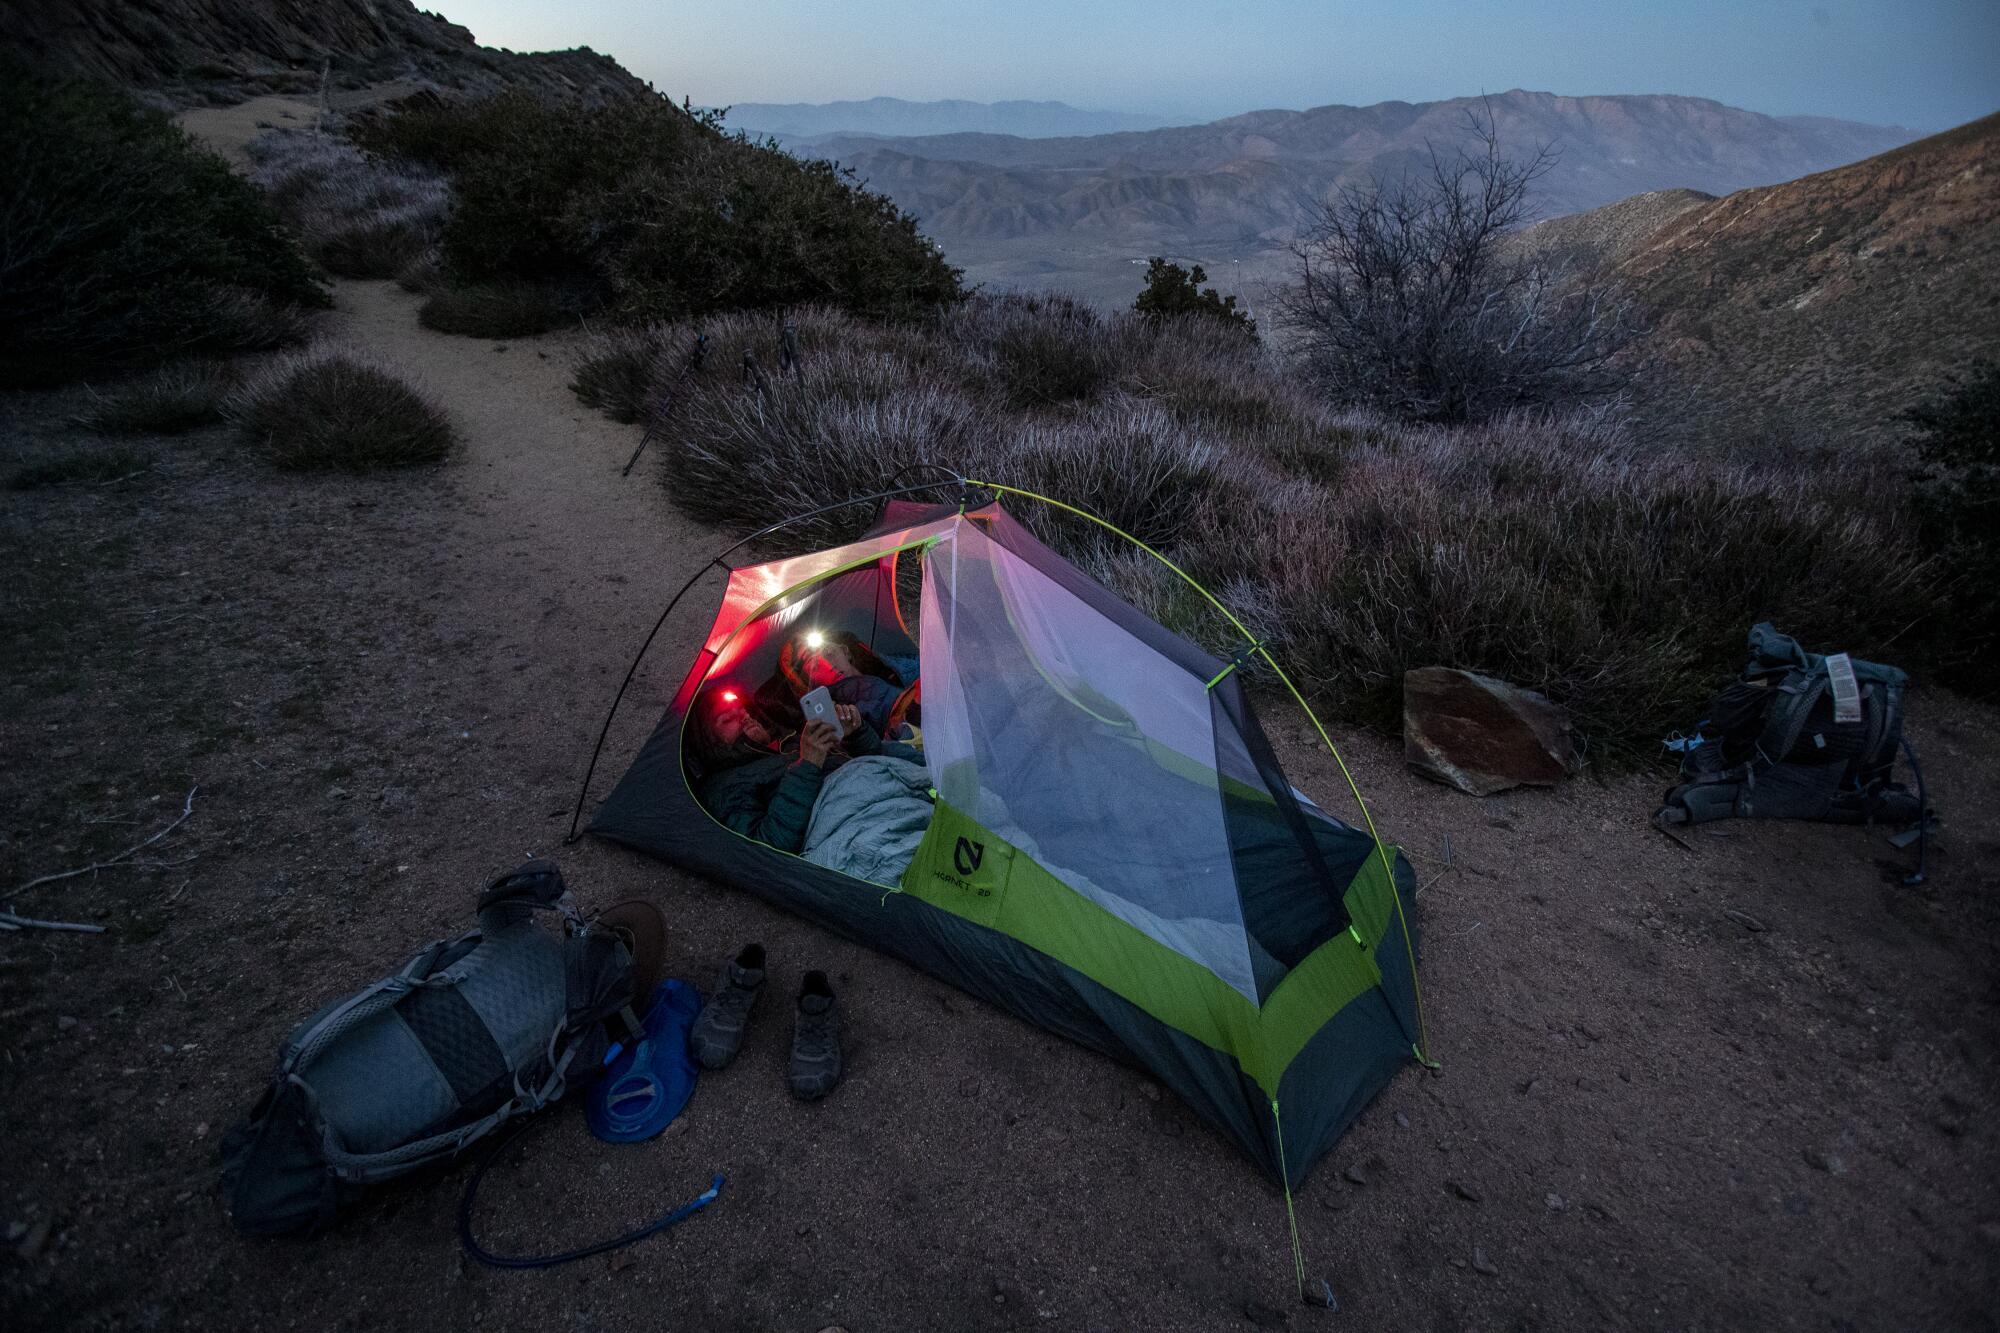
[{"left": 799, "top": 685, "right": 844, "bottom": 738}]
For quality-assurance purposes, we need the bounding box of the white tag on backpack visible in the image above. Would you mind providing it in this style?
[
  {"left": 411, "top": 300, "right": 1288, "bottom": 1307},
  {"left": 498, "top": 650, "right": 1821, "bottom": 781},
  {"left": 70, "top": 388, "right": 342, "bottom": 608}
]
[{"left": 1826, "top": 652, "right": 1862, "bottom": 724}]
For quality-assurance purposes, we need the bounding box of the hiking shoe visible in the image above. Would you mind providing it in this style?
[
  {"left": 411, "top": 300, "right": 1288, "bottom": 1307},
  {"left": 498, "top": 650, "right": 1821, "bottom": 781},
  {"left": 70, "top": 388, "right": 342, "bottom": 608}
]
[
  {"left": 788, "top": 971, "right": 842, "bottom": 1101},
  {"left": 690, "top": 944, "right": 765, "bottom": 1070}
]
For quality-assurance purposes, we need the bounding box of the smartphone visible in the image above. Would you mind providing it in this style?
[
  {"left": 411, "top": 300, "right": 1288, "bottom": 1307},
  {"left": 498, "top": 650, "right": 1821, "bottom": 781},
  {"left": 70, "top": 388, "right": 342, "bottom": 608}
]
[{"left": 799, "top": 685, "right": 843, "bottom": 737}]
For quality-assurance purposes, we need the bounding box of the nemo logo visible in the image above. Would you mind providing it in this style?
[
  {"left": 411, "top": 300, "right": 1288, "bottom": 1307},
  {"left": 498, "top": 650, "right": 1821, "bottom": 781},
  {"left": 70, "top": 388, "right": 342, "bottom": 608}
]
[{"left": 953, "top": 836, "right": 985, "bottom": 876}]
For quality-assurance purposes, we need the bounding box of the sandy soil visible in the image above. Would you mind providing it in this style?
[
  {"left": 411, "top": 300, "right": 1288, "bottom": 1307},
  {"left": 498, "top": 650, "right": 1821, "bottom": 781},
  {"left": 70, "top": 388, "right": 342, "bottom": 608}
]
[
  {"left": 176, "top": 87, "right": 424, "bottom": 168},
  {"left": 3, "top": 227, "right": 1998, "bottom": 1330}
]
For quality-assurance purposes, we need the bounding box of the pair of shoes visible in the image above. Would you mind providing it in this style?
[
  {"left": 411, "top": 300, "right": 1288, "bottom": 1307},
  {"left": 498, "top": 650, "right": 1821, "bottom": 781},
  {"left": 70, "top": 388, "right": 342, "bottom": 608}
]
[{"left": 688, "top": 944, "right": 843, "bottom": 1101}]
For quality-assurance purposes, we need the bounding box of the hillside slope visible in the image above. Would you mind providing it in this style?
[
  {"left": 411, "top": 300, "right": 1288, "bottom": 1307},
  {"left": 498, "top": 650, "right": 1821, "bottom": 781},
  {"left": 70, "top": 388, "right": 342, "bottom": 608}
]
[
  {"left": 0, "top": 0, "right": 648, "bottom": 103},
  {"left": 1613, "top": 112, "right": 2000, "bottom": 448},
  {"left": 1508, "top": 188, "right": 1717, "bottom": 271}
]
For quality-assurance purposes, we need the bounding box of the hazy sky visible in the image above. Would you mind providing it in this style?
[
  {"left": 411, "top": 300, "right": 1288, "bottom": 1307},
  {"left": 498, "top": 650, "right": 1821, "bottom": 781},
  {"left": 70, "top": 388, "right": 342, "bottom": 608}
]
[{"left": 446, "top": 1, "right": 1997, "bottom": 133}]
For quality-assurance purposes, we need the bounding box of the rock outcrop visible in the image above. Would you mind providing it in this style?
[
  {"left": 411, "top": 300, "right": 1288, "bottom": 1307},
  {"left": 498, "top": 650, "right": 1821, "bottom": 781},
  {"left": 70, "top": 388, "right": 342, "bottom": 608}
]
[{"left": 1403, "top": 667, "right": 1579, "bottom": 796}]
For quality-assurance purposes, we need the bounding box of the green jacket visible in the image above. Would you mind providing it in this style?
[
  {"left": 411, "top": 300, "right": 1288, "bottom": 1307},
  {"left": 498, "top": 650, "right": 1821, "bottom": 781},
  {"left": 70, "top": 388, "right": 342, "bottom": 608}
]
[{"left": 699, "top": 721, "right": 920, "bottom": 853}]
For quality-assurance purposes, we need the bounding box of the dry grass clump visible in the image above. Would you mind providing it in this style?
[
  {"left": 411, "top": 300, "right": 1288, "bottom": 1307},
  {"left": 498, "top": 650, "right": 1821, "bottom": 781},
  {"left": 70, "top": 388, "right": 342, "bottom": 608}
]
[
  {"left": 933, "top": 294, "right": 1122, "bottom": 408},
  {"left": 80, "top": 360, "right": 239, "bottom": 434},
  {"left": 417, "top": 280, "right": 574, "bottom": 338},
  {"left": 570, "top": 307, "right": 871, "bottom": 424},
  {"left": 667, "top": 348, "right": 985, "bottom": 549},
  {"left": 574, "top": 293, "right": 1937, "bottom": 753},
  {"left": 395, "top": 250, "right": 445, "bottom": 295},
  {"left": 246, "top": 131, "right": 451, "bottom": 280},
  {"left": 227, "top": 347, "right": 454, "bottom": 472}
]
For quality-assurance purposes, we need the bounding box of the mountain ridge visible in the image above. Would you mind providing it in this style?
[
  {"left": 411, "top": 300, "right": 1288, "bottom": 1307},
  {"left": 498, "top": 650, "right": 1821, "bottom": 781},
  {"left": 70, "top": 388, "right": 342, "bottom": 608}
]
[
  {"left": 788, "top": 89, "right": 1918, "bottom": 306},
  {"left": 725, "top": 96, "right": 1172, "bottom": 140},
  {"left": 0, "top": 0, "right": 649, "bottom": 104}
]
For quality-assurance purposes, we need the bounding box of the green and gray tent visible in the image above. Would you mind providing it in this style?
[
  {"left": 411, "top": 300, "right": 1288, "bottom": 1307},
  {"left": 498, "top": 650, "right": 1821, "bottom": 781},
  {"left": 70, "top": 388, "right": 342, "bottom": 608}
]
[{"left": 588, "top": 494, "right": 1429, "bottom": 1186}]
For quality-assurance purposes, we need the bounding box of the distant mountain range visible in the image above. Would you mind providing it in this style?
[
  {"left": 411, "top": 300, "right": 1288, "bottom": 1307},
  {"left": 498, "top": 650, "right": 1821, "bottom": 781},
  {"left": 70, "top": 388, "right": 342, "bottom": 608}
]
[
  {"left": 780, "top": 89, "right": 1916, "bottom": 306},
  {"left": 724, "top": 97, "right": 1172, "bottom": 141},
  {"left": 806, "top": 90, "right": 1914, "bottom": 241}
]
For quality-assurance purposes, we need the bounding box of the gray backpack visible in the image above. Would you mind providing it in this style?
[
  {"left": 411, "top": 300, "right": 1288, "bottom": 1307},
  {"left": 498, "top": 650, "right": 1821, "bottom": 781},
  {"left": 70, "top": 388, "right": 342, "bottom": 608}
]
[
  {"left": 220, "top": 860, "right": 644, "bottom": 1237},
  {"left": 1658, "top": 623, "right": 1923, "bottom": 828}
]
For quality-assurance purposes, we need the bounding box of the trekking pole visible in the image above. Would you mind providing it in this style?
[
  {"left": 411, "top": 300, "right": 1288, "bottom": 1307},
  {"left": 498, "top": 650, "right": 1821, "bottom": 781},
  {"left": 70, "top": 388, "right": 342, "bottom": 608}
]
[{"left": 621, "top": 333, "right": 709, "bottom": 477}]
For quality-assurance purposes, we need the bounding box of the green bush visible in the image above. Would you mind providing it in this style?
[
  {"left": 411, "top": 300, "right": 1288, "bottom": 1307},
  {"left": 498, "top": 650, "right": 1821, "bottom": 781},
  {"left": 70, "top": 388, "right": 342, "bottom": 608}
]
[
  {"left": 1906, "top": 361, "right": 1999, "bottom": 689},
  {"left": 353, "top": 93, "right": 962, "bottom": 323},
  {"left": 81, "top": 361, "right": 238, "bottom": 434},
  {"left": 418, "top": 281, "right": 574, "bottom": 338},
  {"left": 0, "top": 66, "right": 327, "bottom": 386},
  {"left": 1133, "top": 258, "right": 1256, "bottom": 338},
  {"left": 228, "top": 349, "right": 454, "bottom": 471}
]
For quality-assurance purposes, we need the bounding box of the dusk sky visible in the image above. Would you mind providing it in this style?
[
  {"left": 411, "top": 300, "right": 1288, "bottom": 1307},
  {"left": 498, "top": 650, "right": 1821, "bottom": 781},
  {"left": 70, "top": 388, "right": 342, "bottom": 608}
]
[{"left": 444, "top": 0, "right": 1997, "bottom": 133}]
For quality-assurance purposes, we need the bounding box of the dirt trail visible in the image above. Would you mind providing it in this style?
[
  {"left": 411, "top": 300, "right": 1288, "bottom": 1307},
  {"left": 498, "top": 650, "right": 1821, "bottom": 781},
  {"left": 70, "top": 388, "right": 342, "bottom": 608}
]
[{"left": 3, "top": 214, "right": 1998, "bottom": 1331}]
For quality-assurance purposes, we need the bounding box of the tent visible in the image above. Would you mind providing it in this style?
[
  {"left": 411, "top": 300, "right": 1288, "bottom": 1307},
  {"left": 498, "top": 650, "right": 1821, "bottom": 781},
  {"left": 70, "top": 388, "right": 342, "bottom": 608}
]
[{"left": 586, "top": 492, "right": 1429, "bottom": 1187}]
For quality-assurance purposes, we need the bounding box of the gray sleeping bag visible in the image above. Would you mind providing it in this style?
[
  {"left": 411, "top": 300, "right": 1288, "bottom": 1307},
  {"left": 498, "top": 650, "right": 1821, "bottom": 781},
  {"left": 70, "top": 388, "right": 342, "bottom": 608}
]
[{"left": 802, "top": 755, "right": 936, "bottom": 886}]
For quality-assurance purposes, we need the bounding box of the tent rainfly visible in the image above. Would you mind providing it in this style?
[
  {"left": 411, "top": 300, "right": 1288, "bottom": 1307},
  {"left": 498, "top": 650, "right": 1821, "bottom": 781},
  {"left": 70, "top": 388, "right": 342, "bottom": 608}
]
[{"left": 588, "top": 495, "right": 1430, "bottom": 1187}]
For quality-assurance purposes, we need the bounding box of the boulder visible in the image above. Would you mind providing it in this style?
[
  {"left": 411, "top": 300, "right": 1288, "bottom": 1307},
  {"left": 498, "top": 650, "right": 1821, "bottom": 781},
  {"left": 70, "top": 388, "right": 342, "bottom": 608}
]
[{"left": 1403, "top": 667, "right": 1578, "bottom": 795}]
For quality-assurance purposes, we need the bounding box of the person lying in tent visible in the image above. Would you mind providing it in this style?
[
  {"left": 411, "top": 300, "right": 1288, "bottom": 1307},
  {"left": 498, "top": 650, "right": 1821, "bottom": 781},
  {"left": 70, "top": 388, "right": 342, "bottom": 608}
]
[
  {"left": 780, "top": 630, "right": 913, "bottom": 737},
  {"left": 694, "top": 690, "right": 920, "bottom": 853}
]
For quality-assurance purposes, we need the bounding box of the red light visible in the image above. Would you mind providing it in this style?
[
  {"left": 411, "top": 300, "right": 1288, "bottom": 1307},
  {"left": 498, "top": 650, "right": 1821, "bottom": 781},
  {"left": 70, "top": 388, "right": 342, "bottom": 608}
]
[{"left": 720, "top": 690, "right": 739, "bottom": 703}]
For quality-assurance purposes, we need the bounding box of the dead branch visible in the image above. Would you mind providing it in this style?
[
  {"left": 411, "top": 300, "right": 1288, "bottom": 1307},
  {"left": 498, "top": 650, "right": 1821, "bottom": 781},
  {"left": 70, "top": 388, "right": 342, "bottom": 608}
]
[{"left": 12, "top": 786, "right": 199, "bottom": 894}]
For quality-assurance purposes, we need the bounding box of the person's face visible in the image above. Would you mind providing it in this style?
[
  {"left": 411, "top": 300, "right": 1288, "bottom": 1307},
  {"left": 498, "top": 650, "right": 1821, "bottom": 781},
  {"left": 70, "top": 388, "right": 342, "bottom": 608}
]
[
  {"left": 822, "top": 643, "right": 857, "bottom": 679},
  {"left": 713, "top": 702, "right": 771, "bottom": 747},
  {"left": 800, "top": 639, "right": 843, "bottom": 686}
]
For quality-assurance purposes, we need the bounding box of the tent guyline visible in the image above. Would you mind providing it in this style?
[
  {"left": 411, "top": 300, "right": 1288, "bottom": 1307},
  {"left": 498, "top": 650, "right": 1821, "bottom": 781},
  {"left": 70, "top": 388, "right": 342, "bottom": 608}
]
[{"left": 580, "top": 479, "right": 1433, "bottom": 1195}]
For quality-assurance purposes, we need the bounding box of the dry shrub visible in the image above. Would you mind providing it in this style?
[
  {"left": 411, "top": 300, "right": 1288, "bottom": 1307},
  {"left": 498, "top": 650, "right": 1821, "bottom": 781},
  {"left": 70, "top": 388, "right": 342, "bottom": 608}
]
[
  {"left": 571, "top": 307, "right": 864, "bottom": 424},
  {"left": 999, "top": 402, "right": 1223, "bottom": 552},
  {"left": 1169, "top": 413, "right": 1938, "bottom": 755},
  {"left": 80, "top": 360, "right": 239, "bottom": 434},
  {"left": 570, "top": 325, "right": 668, "bottom": 423},
  {"left": 247, "top": 130, "right": 450, "bottom": 280},
  {"left": 666, "top": 347, "right": 985, "bottom": 548},
  {"left": 941, "top": 294, "right": 1120, "bottom": 408},
  {"left": 228, "top": 347, "right": 453, "bottom": 471},
  {"left": 596, "top": 291, "right": 1934, "bottom": 756}
]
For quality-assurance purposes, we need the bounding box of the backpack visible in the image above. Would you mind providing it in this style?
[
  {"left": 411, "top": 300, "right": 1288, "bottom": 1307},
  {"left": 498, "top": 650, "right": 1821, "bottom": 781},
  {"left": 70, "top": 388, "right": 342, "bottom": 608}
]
[
  {"left": 1658, "top": 623, "right": 1923, "bottom": 828},
  {"left": 219, "top": 859, "right": 643, "bottom": 1237}
]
